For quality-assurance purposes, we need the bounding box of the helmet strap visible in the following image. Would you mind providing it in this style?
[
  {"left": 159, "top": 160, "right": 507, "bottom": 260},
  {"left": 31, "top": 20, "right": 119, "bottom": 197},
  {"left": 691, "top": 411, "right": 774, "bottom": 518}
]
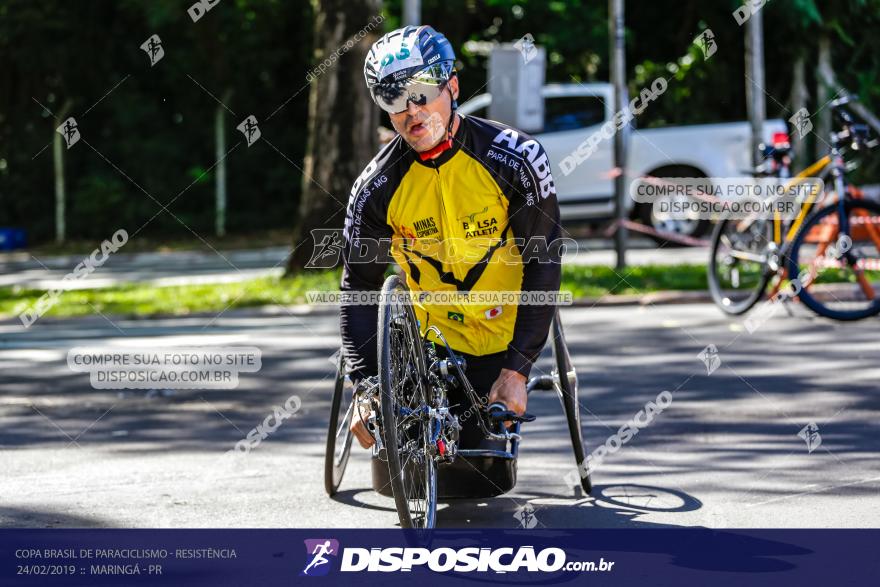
[{"left": 446, "top": 84, "right": 458, "bottom": 135}]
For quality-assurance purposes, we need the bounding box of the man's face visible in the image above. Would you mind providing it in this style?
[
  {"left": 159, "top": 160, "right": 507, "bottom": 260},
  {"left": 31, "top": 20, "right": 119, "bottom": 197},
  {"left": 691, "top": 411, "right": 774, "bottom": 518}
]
[{"left": 388, "top": 76, "right": 459, "bottom": 152}]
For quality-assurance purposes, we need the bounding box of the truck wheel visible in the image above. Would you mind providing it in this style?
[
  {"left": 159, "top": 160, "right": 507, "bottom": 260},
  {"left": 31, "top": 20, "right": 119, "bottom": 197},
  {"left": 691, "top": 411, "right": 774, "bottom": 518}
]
[{"left": 637, "top": 166, "right": 711, "bottom": 247}]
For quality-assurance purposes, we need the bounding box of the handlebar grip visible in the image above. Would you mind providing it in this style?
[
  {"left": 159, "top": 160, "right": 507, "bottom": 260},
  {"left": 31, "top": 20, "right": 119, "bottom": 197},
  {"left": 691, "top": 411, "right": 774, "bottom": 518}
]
[
  {"left": 486, "top": 402, "right": 507, "bottom": 416},
  {"left": 486, "top": 402, "right": 537, "bottom": 424}
]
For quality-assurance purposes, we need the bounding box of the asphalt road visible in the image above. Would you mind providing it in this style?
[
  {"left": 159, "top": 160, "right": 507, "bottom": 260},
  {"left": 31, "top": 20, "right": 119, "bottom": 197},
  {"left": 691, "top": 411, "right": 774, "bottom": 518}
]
[{"left": 1, "top": 302, "right": 878, "bottom": 529}]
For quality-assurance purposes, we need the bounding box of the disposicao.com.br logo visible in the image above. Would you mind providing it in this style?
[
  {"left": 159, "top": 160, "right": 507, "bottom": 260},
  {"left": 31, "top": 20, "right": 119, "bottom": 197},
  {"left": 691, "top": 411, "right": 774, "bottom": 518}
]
[
  {"left": 300, "top": 540, "right": 615, "bottom": 575},
  {"left": 301, "top": 539, "right": 339, "bottom": 576}
]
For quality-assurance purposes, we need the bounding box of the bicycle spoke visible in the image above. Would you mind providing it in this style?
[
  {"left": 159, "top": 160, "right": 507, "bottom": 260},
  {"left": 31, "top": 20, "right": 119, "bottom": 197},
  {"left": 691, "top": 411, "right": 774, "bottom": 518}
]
[
  {"left": 379, "top": 277, "right": 436, "bottom": 529},
  {"left": 719, "top": 233, "right": 733, "bottom": 250},
  {"left": 728, "top": 249, "right": 768, "bottom": 263},
  {"left": 335, "top": 400, "right": 355, "bottom": 441}
]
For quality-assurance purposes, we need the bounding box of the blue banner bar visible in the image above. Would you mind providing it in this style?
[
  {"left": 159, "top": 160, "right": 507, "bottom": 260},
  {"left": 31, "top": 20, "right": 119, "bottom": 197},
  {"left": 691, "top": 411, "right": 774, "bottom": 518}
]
[{"left": 1, "top": 529, "right": 876, "bottom": 585}]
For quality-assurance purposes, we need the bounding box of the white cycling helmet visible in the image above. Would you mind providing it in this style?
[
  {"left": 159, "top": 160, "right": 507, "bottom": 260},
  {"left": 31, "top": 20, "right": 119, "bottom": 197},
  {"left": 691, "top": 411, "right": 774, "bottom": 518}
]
[{"left": 364, "top": 25, "right": 457, "bottom": 114}]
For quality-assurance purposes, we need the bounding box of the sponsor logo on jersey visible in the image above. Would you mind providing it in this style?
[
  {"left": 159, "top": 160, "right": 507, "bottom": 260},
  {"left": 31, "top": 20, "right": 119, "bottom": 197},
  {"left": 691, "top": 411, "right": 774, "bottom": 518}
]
[
  {"left": 457, "top": 206, "right": 488, "bottom": 225},
  {"left": 491, "top": 128, "right": 557, "bottom": 200},
  {"left": 413, "top": 216, "right": 439, "bottom": 237},
  {"left": 458, "top": 206, "right": 499, "bottom": 237},
  {"left": 464, "top": 216, "right": 498, "bottom": 238}
]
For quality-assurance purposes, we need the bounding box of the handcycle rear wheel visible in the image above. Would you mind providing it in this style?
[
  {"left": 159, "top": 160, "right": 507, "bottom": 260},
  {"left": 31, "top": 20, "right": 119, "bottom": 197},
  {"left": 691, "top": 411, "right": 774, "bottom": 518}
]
[
  {"left": 551, "top": 308, "right": 592, "bottom": 494},
  {"left": 323, "top": 350, "right": 354, "bottom": 496},
  {"left": 378, "top": 275, "right": 436, "bottom": 528}
]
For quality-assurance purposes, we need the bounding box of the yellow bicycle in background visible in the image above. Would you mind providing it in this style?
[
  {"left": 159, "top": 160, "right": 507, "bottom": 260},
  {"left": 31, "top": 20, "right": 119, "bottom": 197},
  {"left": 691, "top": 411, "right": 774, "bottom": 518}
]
[{"left": 709, "top": 96, "right": 880, "bottom": 320}]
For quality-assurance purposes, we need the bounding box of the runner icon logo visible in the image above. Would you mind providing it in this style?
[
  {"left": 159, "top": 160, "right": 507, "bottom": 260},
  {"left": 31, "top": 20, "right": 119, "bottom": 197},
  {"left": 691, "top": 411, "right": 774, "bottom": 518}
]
[
  {"left": 697, "top": 344, "right": 722, "bottom": 375},
  {"left": 140, "top": 34, "right": 164, "bottom": 66},
  {"left": 237, "top": 115, "right": 261, "bottom": 147},
  {"left": 301, "top": 539, "right": 340, "bottom": 576},
  {"left": 56, "top": 117, "right": 80, "bottom": 149},
  {"left": 798, "top": 423, "right": 822, "bottom": 453},
  {"left": 306, "top": 229, "right": 345, "bottom": 269},
  {"left": 514, "top": 504, "right": 538, "bottom": 528}
]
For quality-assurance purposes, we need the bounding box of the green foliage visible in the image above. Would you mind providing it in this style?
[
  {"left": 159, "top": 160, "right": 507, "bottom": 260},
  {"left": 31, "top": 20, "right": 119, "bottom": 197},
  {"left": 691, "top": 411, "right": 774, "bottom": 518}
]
[
  {"left": 392, "top": 0, "right": 880, "bottom": 134},
  {"left": 560, "top": 264, "right": 709, "bottom": 298},
  {"left": 0, "top": 0, "right": 313, "bottom": 242},
  {"left": 4, "top": 0, "right": 880, "bottom": 245},
  {"left": 0, "top": 271, "right": 343, "bottom": 319}
]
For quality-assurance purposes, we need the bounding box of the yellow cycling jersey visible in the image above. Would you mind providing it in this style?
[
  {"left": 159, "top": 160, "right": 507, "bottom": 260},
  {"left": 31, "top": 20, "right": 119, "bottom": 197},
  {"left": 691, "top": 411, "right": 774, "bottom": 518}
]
[{"left": 340, "top": 114, "right": 561, "bottom": 378}]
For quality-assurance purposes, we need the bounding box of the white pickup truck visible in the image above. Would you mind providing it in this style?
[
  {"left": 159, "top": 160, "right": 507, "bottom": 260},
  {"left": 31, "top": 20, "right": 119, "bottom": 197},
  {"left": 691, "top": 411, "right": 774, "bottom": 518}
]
[{"left": 459, "top": 83, "right": 787, "bottom": 241}]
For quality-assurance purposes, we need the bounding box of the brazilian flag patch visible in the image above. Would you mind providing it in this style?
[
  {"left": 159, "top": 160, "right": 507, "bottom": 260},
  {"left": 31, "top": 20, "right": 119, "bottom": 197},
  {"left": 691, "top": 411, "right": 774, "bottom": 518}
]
[{"left": 447, "top": 311, "right": 465, "bottom": 323}]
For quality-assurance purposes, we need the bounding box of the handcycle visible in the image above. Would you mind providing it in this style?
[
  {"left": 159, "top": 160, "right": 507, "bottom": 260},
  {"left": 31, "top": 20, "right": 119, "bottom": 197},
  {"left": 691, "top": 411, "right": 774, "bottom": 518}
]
[
  {"left": 324, "top": 275, "right": 591, "bottom": 528},
  {"left": 708, "top": 95, "right": 880, "bottom": 320}
]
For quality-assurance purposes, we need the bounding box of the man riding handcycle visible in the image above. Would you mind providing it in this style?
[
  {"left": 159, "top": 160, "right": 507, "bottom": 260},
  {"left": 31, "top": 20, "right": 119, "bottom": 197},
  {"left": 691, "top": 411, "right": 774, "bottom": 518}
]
[{"left": 325, "top": 26, "right": 591, "bottom": 528}]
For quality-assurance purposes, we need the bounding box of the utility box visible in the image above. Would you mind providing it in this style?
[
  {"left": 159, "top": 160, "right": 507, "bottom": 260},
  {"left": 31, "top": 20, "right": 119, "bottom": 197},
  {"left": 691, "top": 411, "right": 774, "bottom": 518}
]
[{"left": 487, "top": 41, "right": 545, "bottom": 133}]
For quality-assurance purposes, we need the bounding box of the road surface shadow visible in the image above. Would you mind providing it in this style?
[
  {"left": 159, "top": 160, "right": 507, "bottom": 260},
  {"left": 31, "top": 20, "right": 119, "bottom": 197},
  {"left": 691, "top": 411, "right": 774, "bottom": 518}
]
[
  {"left": 435, "top": 484, "right": 807, "bottom": 573},
  {"left": 435, "top": 483, "right": 698, "bottom": 529},
  {"left": 327, "top": 489, "right": 397, "bottom": 515},
  {"left": 0, "top": 506, "right": 114, "bottom": 528}
]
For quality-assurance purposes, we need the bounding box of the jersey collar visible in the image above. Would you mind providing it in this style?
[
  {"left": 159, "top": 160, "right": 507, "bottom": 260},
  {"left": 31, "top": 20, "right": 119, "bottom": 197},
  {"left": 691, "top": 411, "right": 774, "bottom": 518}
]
[{"left": 417, "top": 137, "right": 453, "bottom": 161}]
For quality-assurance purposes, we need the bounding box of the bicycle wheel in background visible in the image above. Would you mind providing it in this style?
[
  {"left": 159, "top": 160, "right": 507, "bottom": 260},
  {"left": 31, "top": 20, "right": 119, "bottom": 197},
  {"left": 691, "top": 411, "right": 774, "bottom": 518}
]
[
  {"left": 378, "top": 275, "right": 436, "bottom": 529},
  {"left": 787, "top": 199, "right": 880, "bottom": 321},
  {"left": 551, "top": 308, "right": 592, "bottom": 494},
  {"left": 708, "top": 216, "right": 774, "bottom": 315},
  {"left": 324, "top": 350, "right": 355, "bottom": 496}
]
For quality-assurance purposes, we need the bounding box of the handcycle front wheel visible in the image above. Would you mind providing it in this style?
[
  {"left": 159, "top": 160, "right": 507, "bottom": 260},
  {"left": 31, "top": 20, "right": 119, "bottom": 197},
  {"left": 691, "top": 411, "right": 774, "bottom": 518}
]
[
  {"left": 551, "top": 308, "right": 592, "bottom": 494},
  {"left": 787, "top": 198, "right": 880, "bottom": 321},
  {"left": 323, "top": 350, "right": 354, "bottom": 496},
  {"left": 378, "top": 275, "right": 437, "bottom": 529}
]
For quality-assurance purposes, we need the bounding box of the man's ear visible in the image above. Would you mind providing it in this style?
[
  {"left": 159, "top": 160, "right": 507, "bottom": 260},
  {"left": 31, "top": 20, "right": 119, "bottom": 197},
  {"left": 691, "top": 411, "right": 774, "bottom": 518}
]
[{"left": 448, "top": 74, "right": 460, "bottom": 101}]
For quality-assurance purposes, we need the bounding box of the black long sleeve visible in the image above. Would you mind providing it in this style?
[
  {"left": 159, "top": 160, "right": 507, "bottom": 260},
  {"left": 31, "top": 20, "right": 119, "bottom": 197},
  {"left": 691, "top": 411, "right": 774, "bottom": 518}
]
[
  {"left": 339, "top": 155, "right": 396, "bottom": 381},
  {"left": 500, "top": 140, "right": 562, "bottom": 377}
]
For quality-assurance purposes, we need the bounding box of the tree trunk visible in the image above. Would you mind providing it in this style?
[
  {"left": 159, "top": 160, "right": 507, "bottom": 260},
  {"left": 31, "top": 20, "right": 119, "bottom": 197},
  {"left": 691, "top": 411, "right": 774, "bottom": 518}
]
[
  {"left": 403, "top": 0, "right": 420, "bottom": 25},
  {"left": 745, "top": 7, "right": 766, "bottom": 168},
  {"left": 815, "top": 32, "right": 832, "bottom": 159},
  {"left": 215, "top": 88, "right": 233, "bottom": 237},
  {"left": 790, "top": 55, "right": 809, "bottom": 165},
  {"left": 815, "top": 49, "right": 880, "bottom": 138},
  {"left": 53, "top": 100, "right": 73, "bottom": 244},
  {"left": 609, "top": 0, "right": 627, "bottom": 270},
  {"left": 286, "top": 0, "right": 382, "bottom": 274}
]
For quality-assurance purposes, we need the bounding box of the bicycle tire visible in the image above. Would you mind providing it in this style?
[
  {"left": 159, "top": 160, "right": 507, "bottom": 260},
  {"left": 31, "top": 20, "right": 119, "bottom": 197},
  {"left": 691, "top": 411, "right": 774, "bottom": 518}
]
[
  {"left": 323, "top": 350, "right": 354, "bottom": 496},
  {"left": 551, "top": 308, "right": 592, "bottom": 494},
  {"left": 787, "top": 199, "right": 880, "bottom": 321},
  {"left": 707, "top": 217, "right": 773, "bottom": 315},
  {"left": 378, "top": 275, "right": 436, "bottom": 529}
]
